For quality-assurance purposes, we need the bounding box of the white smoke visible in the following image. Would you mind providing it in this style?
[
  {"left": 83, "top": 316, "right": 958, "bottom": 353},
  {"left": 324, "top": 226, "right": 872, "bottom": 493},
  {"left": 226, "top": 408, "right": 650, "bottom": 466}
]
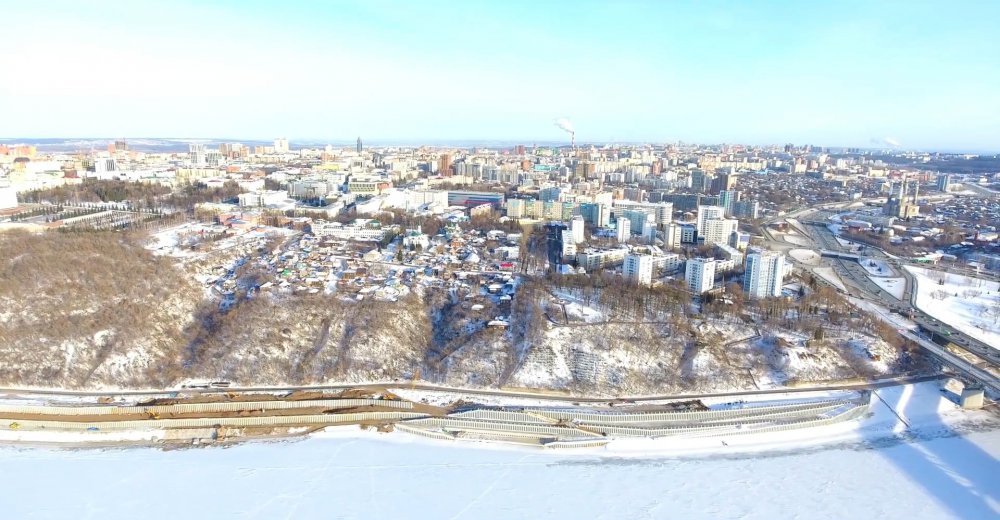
[
  {"left": 870, "top": 137, "right": 901, "bottom": 147},
  {"left": 554, "top": 117, "right": 575, "bottom": 134}
]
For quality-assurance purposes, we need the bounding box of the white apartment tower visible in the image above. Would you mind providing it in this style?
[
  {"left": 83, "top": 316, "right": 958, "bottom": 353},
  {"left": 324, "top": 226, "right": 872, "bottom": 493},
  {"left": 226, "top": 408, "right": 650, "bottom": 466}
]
[
  {"left": 663, "top": 222, "right": 681, "bottom": 249},
  {"left": 561, "top": 230, "right": 577, "bottom": 259},
  {"left": 274, "top": 137, "right": 289, "bottom": 154},
  {"left": 744, "top": 251, "right": 786, "bottom": 299},
  {"left": 696, "top": 205, "right": 725, "bottom": 236},
  {"left": 685, "top": 257, "right": 717, "bottom": 294},
  {"left": 570, "top": 215, "right": 585, "bottom": 244},
  {"left": 642, "top": 216, "right": 657, "bottom": 244},
  {"left": 188, "top": 143, "right": 206, "bottom": 167},
  {"left": 616, "top": 216, "right": 631, "bottom": 243},
  {"left": 624, "top": 253, "right": 654, "bottom": 286},
  {"left": 701, "top": 218, "right": 739, "bottom": 245}
]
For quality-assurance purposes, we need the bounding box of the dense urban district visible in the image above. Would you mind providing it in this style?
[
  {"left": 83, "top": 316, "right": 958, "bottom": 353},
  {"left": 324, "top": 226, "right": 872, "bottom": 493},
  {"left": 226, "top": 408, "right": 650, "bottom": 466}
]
[{"left": 1, "top": 138, "right": 998, "bottom": 397}]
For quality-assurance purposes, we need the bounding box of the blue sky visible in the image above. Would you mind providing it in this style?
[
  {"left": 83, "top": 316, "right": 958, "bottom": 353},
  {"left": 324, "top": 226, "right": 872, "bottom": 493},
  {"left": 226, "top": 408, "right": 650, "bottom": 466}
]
[{"left": 2, "top": 0, "right": 999, "bottom": 150}]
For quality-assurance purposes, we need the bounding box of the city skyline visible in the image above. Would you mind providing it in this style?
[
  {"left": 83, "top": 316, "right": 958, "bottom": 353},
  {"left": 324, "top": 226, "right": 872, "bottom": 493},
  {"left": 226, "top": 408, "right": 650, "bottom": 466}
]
[{"left": 2, "top": 1, "right": 999, "bottom": 151}]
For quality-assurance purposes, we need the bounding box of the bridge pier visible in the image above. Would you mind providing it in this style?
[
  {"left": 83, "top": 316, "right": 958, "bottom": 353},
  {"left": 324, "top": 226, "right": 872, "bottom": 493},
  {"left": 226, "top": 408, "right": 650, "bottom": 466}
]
[{"left": 960, "top": 384, "right": 985, "bottom": 410}]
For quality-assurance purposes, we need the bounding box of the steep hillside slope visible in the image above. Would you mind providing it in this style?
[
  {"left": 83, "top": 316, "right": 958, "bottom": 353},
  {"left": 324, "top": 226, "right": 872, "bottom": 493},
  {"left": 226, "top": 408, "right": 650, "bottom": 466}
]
[{"left": 0, "top": 231, "right": 202, "bottom": 388}]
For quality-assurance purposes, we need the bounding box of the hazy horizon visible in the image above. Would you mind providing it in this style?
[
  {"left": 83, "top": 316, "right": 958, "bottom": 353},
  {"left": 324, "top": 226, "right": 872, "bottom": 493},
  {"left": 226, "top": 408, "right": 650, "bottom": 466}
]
[
  {"left": 2, "top": 1, "right": 999, "bottom": 150},
  {"left": 3, "top": 136, "right": 997, "bottom": 155}
]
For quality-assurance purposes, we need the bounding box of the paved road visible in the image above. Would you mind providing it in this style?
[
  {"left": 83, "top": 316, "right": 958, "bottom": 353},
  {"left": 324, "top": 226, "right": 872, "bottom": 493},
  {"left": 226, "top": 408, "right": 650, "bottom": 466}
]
[
  {"left": 788, "top": 219, "right": 1000, "bottom": 392},
  {"left": 0, "top": 373, "right": 948, "bottom": 403}
]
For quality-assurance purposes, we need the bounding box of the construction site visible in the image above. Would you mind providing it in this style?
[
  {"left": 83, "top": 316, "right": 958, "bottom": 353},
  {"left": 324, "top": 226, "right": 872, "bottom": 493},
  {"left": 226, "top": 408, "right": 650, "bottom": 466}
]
[{"left": 0, "top": 386, "right": 873, "bottom": 449}]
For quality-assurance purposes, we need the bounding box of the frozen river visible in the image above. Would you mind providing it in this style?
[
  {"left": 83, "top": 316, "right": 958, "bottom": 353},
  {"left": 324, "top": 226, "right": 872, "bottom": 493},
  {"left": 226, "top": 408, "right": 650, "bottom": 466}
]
[{"left": 1, "top": 426, "right": 997, "bottom": 520}]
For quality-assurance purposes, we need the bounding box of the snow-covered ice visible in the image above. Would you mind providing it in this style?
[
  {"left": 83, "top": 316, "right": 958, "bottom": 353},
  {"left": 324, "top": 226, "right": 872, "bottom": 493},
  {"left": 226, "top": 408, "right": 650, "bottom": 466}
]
[
  {"left": 906, "top": 266, "right": 1000, "bottom": 348},
  {"left": 0, "top": 382, "right": 997, "bottom": 520}
]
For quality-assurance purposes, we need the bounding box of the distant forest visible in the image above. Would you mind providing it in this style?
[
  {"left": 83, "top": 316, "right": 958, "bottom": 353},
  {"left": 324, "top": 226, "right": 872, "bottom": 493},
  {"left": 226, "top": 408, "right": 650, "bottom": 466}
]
[{"left": 870, "top": 154, "right": 1000, "bottom": 175}]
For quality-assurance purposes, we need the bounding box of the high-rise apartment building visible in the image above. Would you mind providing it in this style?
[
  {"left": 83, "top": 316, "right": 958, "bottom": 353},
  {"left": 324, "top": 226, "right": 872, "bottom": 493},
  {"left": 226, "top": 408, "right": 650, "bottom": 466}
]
[
  {"left": 274, "top": 138, "right": 289, "bottom": 154},
  {"left": 690, "top": 170, "right": 712, "bottom": 193},
  {"left": 744, "top": 251, "right": 786, "bottom": 299},
  {"left": 570, "top": 215, "right": 585, "bottom": 244},
  {"left": 616, "top": 216, "right": 631, "bottom": 243},
  {"left": 561, "top": 230, "right": 577, "bottom": 260},
  {"left": 710, "top": 172, "right": 737, "bottom": 194},
  {"left": 696, "top": 205, "right": 726, "bottom": 236},
  {"left": 685, "top": 257, "right": 717, "bottom": 294},
  {"left": 188, "top": 143, "right": 206, "bottom": 167},
  {"left": 936, "top": 174, "right": 951, "bottom": 192},
  {"left": 663, "top": 223, "right": 681, "bottom": 249},
  {"left": 579, "top": 202, "right": 610, "bottom": 228},
  {"left": 624, "top": 253, "right": 654, "bottom": 286},
  {"left": 438, "top": 154, "right": 453, "bottom": 177},
  {"left": 719, "top": 190, "right": 740, "bottom": 216},
  {"left": 702, "top": 218, "right": 739, "bottom": 245},
  {"left": 642, "top": 216, "right": 657, "bottom": 244}
]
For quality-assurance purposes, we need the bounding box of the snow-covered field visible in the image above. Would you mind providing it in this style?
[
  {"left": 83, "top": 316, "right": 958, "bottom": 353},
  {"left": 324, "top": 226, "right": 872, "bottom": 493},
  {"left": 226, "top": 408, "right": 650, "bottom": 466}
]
[
  {"left": 906, "top": 266, "right": 1000, "bottom": 348},
  {"left": 777, "top": 232, "right": 812, "bottom": 247},
  {"left": 813, "top": 267, "right": 847, "bottom": 291},
  {"left": 0, "top": 382, "right": 996, "bottom": 520},
  {"left": 859, "top": 257, "right": 896, "bottom": 277},
  {"left": 789, "top": 248, "right": 821, "bottom": 265},
  {"left": 870, "top": 276, "right": 906, "bottom": 300}
]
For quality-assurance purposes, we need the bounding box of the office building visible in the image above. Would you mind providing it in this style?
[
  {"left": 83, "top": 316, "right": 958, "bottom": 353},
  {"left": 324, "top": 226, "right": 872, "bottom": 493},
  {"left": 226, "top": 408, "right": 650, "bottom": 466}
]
[
  {"left": 356, "top": 136, "right": 363, "bottom": 154},
  {"left": 685, "top": 257, "right": 717, "bottom": 294},
  {"left": 744, "top": 250, "right": 786, "bottom": 299},
  {"left": 624, "top": 253, "right": 655, "bottom": 286}
]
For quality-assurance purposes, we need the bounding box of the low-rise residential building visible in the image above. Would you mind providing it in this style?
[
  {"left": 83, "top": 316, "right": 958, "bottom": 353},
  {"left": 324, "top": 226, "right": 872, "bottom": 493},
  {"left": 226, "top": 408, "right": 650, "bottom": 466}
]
[
  {"left": 313, "top": 218, "right": 391, "bottom": 241},
  {"left": 577, "top": 247, "right": 629, "bottom": 271}
]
